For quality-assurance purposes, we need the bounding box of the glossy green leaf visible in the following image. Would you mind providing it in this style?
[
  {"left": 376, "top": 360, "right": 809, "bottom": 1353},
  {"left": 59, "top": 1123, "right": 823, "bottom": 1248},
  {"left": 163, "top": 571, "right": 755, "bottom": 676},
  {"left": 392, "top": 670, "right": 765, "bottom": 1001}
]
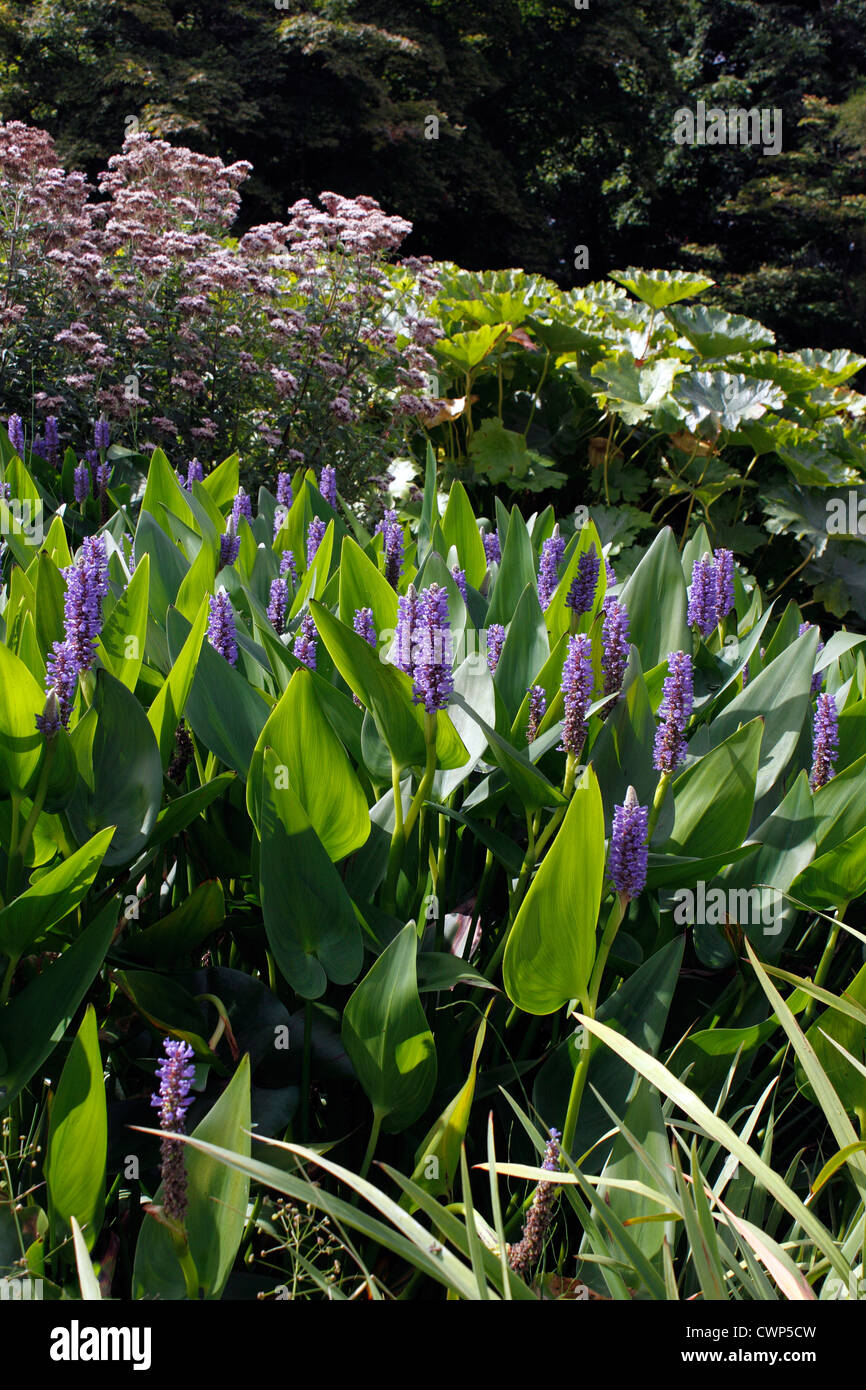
[
  {"left": 619, "top": 527, "right": 689, "bottom": 672},
  {"left": 44, "top": 1006, "right": 107, "bottom": 1248},
  {"left": 503, "top": 766, "right": 605, "bottom": 1014},
  {"left": 0, "top": 897, "right": 116, "bottom": 1111},
  {"left": 342, "top": 922, "right": 437, "bottom": 1133},
  {"left": 0, "top": 825, "right": 115, "bottom": 961},
  {"left": 665, "top": 718, "right": 762, "bottom": 858},
  {"left": 96, "top": 554, "right": 149, "bottom": 691},
  {"left": 66, "top": 669, "right": 163, "bottom": 866},
  {"left": 247, "top": 668, "right": 369, "bottom": 859},
  {"left": 0, "top": 641, "right": 44, "bottom": 796},
  {"left": 259, "top": 748, "right": 363, "bottom": 998}
]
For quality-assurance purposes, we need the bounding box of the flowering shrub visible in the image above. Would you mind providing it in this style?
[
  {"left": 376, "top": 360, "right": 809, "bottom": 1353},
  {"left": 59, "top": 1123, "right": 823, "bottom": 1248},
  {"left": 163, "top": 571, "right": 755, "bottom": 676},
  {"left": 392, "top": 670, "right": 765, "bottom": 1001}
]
[
  {"left": 1, "top": 433, "right": 866, "bottom": 1301},
  {"left": 0, "top": 121, "right": 440, "bottom": 492}
]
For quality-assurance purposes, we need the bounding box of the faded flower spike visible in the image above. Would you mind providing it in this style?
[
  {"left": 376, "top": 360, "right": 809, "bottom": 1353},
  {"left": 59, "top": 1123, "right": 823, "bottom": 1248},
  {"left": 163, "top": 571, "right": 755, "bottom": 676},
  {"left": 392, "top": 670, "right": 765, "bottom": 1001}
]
[
  {"left": 319, "top": 464, "right": 337, "bottom": 507},
  {"left": 608, "top": 787, "right": 649, "bottom": 899},
  {"left": 537, "top": 526, "right": 565, "bottom": 609},
  {"left": 526, "top": 684, "right": 546, "bottom": 742},
  {"left": 652, "top": 650, "right": 694, "bottom": 773},
  {"left": 508, "top": 1128, "right": 562, "bottom": 1275},
  {"left": 566, "top": 544, "right": 600, "bottom": 617},
  {"left": 486, "top": 622, "right": 506, "bottom": 673},
  {"left": 560, "top": 633, "right": 593, "bottom": 755},
  {"left": 151, "top": 1038, "right": 196, "bottom": 1223},
  {"left": 810, "top": 692, "right": 838, "bottom": 790},
  {"left": 293, "top": 613, "right": 317, "bottom": 669},
  {"left": 208, "top": 588, "right": 238, "bottom": 666}
]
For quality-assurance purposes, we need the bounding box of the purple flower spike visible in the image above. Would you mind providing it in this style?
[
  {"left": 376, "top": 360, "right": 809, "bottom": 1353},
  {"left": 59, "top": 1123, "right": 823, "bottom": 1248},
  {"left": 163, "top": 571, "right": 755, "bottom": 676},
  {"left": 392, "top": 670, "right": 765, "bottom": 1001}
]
[
  {"left": 566, "top": 545, "right": 600, "bottom": 617},
  {"left": 208, "top": 589, "right": 238, "bottom": 666},
  {"left": 653, "top": 651, "right": 694, "bottom": 773},
  {"left": 95, "top": 462, "right": 110, "bottom": 496},
  {"left": 715, "top": 549, "right": 735, "bottom": 619},
  {"left": 94, "top": 419, "right": 110, "bottom": 453},
  {"left": 219, "top": 518, "right": 240, "bottom": 570},
  {"left": 41, "top": 641, "right": 77, "bottom": 731},
  {"left": 7, "top": 414, "right": 24, "bottom": 454},
  {"left": 799, "top": 622, "right": 825, "bottom": 696},
  {"left": 484, "top": 531, "right": 501, "bottom": 566},
  {"left": 73, "top": 462, "right": 91, "bottom": 504},
  {"left": 151, "top": 1038, "right": 196, "bottom": 1223},
  {"left": 394, "top": 585, "right": 418, "bottom": 674},
  {"left": 605, "top": 556, "right": 616, "bottom": 588},
  {"left": 538, "top": 527, "right": 566, "bottom": 609},
  {"left": 560, "top": 634, "right": 593, "bottom": 755},
  {"left": 527, "top": 684, "right": 546, "bottom": 742},
  {"left": 185, "top": 458, "right": 203, "bottom": 489},
  {"left": 810, "top": 692, "right": 838, "bottom": 790},
  {"left": 353, "top": 607, "right": 377, "bottom": 648},
  {"left": 412, "top": 584, "right": 454, "bottom": 713},
  {"left": 62, "top": 535, "right": 109, "bottom": 674},
  {"left": 320, "top": 464, "right": 337, "bottom": 508},
  {"left": 608, "top": 787, "right": 649, "bottom": 899},
  {"left": 602, "top": 599, "right": 630, "bottom": 705},
  {"left": 306, "top": 516, "right": 326, "bottom": 568},
  {"left": 44, "top": 416, "right": 59, "bottom": 466},
  {"left": 375, "top": 509, "right": 404, "bottom": 589},
  {"left": 279, "top": 549, "right": 298, "bottom": 587},
  {"left": 486, "top": 623, "right": 506, "bottom": 672},
  {"left": 451, "top": 566, "right": 468, "bottom": 602},
  {"left": 232, "top": 488, "right": 253, "bottom": 527},
  {"left": 276, "top": 472, "right": 294, "bottom": 508},
  {"left": 293, "top": 613, "right": 317, "bottom": 669},
  {"left": 687, "top": 555, "right": 718, "bottom": 638},
  {"left": 267, "top": 576, "right": 289, "bottom": 634}
]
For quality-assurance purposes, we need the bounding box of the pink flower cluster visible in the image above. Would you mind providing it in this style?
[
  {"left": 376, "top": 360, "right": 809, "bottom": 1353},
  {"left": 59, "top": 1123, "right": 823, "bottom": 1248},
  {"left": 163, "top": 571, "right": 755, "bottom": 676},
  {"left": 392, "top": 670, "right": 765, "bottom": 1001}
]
[{"left": 0, "top": 121, "right": 443, "bottom": 490}]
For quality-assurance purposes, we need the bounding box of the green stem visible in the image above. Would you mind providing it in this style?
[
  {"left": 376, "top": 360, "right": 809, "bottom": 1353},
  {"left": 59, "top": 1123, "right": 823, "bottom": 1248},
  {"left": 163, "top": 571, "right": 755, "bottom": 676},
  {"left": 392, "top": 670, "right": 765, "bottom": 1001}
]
[
  {"left": 561, "top": 1014, "right": 594, "bottom": 1160},
  {"left": 359, "top": 1110, "right": 383, "bottom": 1182},
  {"left": 805, "top": 906, "right": 847, "bottom": 1022}
]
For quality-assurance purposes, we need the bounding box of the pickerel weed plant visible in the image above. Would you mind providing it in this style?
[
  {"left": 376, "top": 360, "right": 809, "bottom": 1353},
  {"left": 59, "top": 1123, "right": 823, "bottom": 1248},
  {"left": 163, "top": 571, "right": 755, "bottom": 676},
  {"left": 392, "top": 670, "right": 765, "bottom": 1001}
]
[{"left": 1, "top": 427, "right": 866, "bottom": 1302}]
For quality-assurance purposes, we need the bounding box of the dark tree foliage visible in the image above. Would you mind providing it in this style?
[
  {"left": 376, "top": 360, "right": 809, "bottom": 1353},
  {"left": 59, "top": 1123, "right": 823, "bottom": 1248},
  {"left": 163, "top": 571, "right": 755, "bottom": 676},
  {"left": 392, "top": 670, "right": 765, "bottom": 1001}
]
[{"left": 1, "top": 0, "right": 865, "bottom": 347}]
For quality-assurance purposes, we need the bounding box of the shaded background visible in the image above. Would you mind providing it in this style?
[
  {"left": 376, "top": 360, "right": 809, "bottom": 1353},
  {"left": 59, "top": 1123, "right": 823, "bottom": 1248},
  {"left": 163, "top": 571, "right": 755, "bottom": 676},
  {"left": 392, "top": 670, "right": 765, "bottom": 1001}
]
[{"left": 1, "top": 0, "right": 865, "bottom": 349}]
